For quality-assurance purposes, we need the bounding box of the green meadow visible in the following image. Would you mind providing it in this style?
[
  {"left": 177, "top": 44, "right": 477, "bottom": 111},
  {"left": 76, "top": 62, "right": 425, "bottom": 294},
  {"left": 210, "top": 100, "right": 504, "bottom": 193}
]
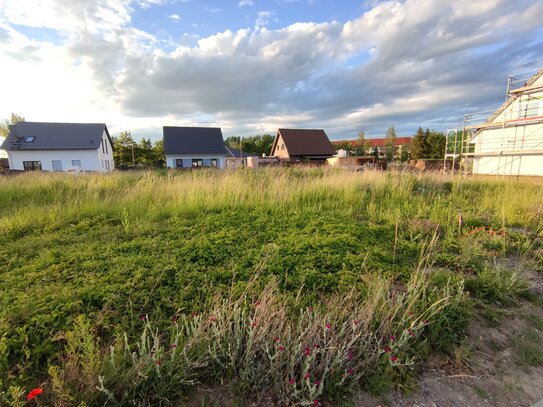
[{"left": 0, "top": 168, "right": 541, "bottom": 405}]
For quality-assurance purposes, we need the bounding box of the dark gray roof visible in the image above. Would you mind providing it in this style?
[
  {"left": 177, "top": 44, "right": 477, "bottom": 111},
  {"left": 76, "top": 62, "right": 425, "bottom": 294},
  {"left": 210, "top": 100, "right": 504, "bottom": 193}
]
[
  {"left": 224, "top": 146, "right": 257, "bottom": 158},
  {"left": 0, "top": 122, "right": 111, "bottom": 151},
  {"left": 163, "top": 126, "right": 226, "bottom": 156}
]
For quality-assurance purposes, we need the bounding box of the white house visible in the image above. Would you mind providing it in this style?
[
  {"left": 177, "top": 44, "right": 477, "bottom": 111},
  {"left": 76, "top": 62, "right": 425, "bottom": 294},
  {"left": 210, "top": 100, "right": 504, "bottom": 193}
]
[
  {"left": 0, "top": 122, "right": 114, "bottom": 172},
  {"left": 469, "top": 68, "right": 543, "bottom": 177},
  {"left": 0, "top": 136, "right": 7, "bottom": 159},
  {"left": 163, "top": 126, "right": 227, "bottom": 169}
]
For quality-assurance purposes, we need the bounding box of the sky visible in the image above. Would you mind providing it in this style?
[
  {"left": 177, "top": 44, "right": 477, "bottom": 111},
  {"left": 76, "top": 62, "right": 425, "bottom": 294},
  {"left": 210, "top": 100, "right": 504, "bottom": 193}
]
[{"left": 0, "top": 0, "right": 542, "bottom": 142}]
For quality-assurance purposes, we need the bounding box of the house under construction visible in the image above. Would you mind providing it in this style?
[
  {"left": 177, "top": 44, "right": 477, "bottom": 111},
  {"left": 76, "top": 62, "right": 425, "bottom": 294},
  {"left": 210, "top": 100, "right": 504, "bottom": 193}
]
[{"left": 445, "top": 67, "right": 543, "bottom": 177}]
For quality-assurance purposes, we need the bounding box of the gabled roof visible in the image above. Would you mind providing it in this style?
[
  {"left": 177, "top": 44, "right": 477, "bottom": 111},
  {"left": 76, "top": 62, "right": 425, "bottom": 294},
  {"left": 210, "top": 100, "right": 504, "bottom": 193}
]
[
  {"left": 0, "top": 122, "right": 111, "bottom": 151},
  {"left": 224, "top": 146, "right": 257, "bottom": 158},
  {"left": 163, "top": 126, "right": 226, "bottom": 156},
  {"left": 272, "top": 128, "right": 335, "bottom": 156}
]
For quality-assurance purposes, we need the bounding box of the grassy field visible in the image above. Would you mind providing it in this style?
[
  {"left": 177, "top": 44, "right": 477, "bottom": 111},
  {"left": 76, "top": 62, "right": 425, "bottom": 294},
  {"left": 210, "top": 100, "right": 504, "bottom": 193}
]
[{"left": 0, "top": 168, "right": 542, "bottom": 405}]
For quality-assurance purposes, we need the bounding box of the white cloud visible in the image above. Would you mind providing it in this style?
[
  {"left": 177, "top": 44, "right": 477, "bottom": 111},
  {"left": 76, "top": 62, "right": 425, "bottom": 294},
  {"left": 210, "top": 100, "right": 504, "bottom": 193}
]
[
  {"left": 0, "top": 0, "right": 542, "bottom": 140},
  {"left": 168, "top": 13, "right": 180, "bottom": 21},
  {"left": 238, "top": 0, "right": 254, "bottom": 6}
]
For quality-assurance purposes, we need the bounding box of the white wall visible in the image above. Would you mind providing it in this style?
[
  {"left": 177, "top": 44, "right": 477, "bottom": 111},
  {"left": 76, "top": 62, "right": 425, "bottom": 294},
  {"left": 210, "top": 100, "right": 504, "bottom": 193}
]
[
  {"left": 8, "top": 149, "right": 110, "bottom": 172},
  {"left": 471, "top": 75, "right": 543, "bottom": 176},
  {"left": 0, "top": 136, "right": 7, "bottom": 159},
  {"left": 97, "top": 130, "right": 115, "bottom": 171},
  {"left": 166, "top": 155, "right": 226, "bottom": 169}
]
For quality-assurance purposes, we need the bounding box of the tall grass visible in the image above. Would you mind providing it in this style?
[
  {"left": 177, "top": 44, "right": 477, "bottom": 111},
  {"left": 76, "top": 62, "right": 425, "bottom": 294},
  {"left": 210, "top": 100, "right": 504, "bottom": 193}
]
[{"left": 0, "top": 168, "right": 541, "bottom": 405}]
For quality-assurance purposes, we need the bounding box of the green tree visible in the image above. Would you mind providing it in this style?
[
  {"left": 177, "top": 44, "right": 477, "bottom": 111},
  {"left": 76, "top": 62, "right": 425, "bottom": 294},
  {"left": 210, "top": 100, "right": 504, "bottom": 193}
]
[
  {"left": 426, "top": 130, "right": 446, "bottom": 159},
  {"left": 384, "top": 126, "right": 397, "bottom": 162},
  {"left": 138, "top": 138, "right": 154, "bottom": 165},
  {"left": 113, "top": 131, "right": 137, "bottom": 166},
  {"left": 409, "top": 127, "right": 427, "bottom": 160},
  {"left": 400, "top": 144, "right": 411, "bottom": 163},
  {"left": 354, "top": 130, "right": 368, "bottom": 156},
  {"left": 334, "top": 141, "right": 353, "bottom": 153},
  {"left": 153, "top": 139, "right": 165, "bottom": 166},
  {"left": 0, "top": 113, "right": 25, "bottom": 137}
]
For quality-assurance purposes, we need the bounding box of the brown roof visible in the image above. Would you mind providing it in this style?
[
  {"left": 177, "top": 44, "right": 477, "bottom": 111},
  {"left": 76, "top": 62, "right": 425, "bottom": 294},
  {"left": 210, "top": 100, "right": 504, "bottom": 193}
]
[{"left": 273, "top": 128, "right": 336, "bottom": 156}]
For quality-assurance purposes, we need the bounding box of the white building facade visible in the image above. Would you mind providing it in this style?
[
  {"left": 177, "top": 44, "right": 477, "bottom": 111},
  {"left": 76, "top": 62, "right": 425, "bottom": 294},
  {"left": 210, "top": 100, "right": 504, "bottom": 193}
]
[
  {"left": 469, "top": 69, "right": 543, "bottom": 177},
  {"left": 1, "top": 123, "right": 114, "bottom": 173}
]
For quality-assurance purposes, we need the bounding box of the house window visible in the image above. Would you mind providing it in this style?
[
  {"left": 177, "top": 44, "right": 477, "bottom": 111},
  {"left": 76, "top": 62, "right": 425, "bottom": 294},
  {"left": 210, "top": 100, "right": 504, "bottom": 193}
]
[
  {"left": 210, "top": 158, "right": 218, "bottom": 167},
  {"left": 192, "top": 159, "right": 203, "bottom": 167},
  {"left": 52, "top": 160, "right": 63, "bottom": 171},
  {"left": 105, "top": 140, "right": 108, "bottom": 155},
  {"left": 519, "top": 101, "right": 540, "bottom": 119},
  {"left": 102, "top": 141, "right": 105, "bottom": 154},
  {"left": 175, "top": 159, "right": 183, "bottom": 168},
  {"left": 23, "top": 161, "right": 41, "bottom": 171},
  {"left": 25, "top": 136, "right": 35, "bottom": 143},
  {"left": 105, "top": 160, "right": 110, "bottom": 171},
  {"left": 72, "top": 160, "right": 81, "bottom": 167}
]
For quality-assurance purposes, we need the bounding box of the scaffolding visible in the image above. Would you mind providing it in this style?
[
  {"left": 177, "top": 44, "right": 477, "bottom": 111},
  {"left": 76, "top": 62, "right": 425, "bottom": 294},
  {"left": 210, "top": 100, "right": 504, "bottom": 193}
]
[{"left": 444, "top": 67, "right": 543, "bottom": 178}]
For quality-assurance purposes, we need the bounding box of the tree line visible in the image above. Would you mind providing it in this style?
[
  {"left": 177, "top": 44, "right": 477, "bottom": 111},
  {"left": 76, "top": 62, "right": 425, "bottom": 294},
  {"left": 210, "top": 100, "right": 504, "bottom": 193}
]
[{"left": 334, "top": 126, "right": 446, "bottom": 162}]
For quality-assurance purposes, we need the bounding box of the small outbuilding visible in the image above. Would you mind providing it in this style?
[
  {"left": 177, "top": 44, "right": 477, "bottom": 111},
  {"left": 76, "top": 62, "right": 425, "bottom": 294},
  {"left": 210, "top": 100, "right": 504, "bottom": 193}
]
[{"left": 270, "top": 128, "right": 336, "bottom": 163}]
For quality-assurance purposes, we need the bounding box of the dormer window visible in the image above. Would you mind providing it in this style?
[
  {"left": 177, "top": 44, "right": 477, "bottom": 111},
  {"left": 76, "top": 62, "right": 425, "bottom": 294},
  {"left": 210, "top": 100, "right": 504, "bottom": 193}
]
[{"left": 25, "top": 136, "right": 36, "bottom": 143}]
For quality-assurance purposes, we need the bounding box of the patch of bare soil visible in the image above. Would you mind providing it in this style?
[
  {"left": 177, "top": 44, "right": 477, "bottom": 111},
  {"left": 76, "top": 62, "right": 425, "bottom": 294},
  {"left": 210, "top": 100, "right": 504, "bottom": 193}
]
[{"left": 357, "top": 270, "right": 543, "bottom": 407}]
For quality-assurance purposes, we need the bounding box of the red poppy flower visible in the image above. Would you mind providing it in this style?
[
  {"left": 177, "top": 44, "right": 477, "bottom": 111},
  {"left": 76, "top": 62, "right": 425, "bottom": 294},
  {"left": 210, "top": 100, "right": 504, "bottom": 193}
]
[
  {"left": 251, "top": 322, "right": 257, "bottom": 327},
  {"left": 347, "top": 368, "right": 354, "bottom": 375},
  {"left": 304, "top": 347, "right": 311, "bottom": 356},
  {"left": 274, "top": 336, "right": 280, "bottom": 342},
  {"left": 315, "top": 380, "right": 321, "bottom": 386},
  {"left": 383, "top": 346, "right": 392, "bottom": 353},
  {"left": 279, "top": 345, "right": 285, "bottom": 351},
  {"left": 171, "top": 343, "right": 177, "bottom": 349},
  {"left": 289, "top": 378, "right": 295, "bottom": 385},
  {"left": 325, "top": 323, "right": 331, "bottom": 330},
  {"left": 255, "top": 300, "right": 261, "bottom": 306},
  {"left": 314, "top": 400, "right": 319, "bottom": 406},
  {"left": 209, "top": 316, "right": 216, "bottom": 322},
  {"left": 389, "top": 335, "right": 395, "bottom": 341},
  {"left": 27, "top": 388, "right": 43, "bottom": 401},
  {"left": 139, "top": 314, "right": 146, "bottom": 321},
  {"left": 305, "top": 372, "right": 309, "bottom": 379},
  {"left": 155, "top": 359, "right": 161, "bottom": 366},
  {"left": 314, "top": 343, "right": 319, "bottom": 349},
  {"left": 390, "top": 355, "right": 397, "bottom": 362}
]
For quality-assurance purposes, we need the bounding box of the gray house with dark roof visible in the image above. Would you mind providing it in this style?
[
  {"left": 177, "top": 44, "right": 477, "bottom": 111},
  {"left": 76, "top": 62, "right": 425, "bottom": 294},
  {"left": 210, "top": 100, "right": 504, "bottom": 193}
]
[
  {"left": 163, "top": 126, "right": 227, "bottom": 169},
  {"left": 0, "top": 122, "right": 114, "bottom": 172}
]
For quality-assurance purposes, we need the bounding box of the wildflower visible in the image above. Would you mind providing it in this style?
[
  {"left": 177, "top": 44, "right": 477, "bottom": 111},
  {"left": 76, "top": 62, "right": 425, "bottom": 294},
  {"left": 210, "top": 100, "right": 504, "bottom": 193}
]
[
  {"left": 191, "top": 311, "right": 197, "bottom": 318},
  {"left": 139, "top": 314, "right": 146, "bottom": 321},
  {"left": 155, "top": 359, "right": 161, "bottom": 366},
  {"left": 304, "top": 347, "right": 311, "bottom": 356},
  {"left": 408, "top": 311, "right": 414, "bottom": 318},
  {"left": 255, "top": 300, "right": 261, "bottom": 306},
  {"left": 389, "top": 335, "right": 395, "bottom": 341},
  {"left": 314, "top": 343, "right": 319, "bottom": 349},
  {"left": 383, "top": 346, "right": 392, "bottom": 353},
  {"left": 347, "top": 368, "right": 354, "bottom": 375},
  {"left": 390, "top": 355, "right": 397, "bottom": 362},
  {"left": 171, "top": 315, "right": 178, "bottom": 323},
  {"left": 347, "top": 351, "right": 353, "bottom": 360},
  {"left": 325, "top": 323, "right": 331, "bottom": 330},
  {"left": 274, "top": 336, "right": 280, "bottom": 342},
  {"left": 171, "top": 343, "right": 177, "bottom": 349},
  {"left": 289, "top": 378, "right": 295, "bottom": 385},
  {"left": 251, "top": 322, "right": 257, "bottom": 328},
  {"left": 386, "top": 315, "right": 392, "bottom": 321},
  {"left": 423, "top": 320, "right": 429, "bottom": 325},
  {"left": 314, "top": 400, "right": 319, "bottom": 406},
  {"left": 352, "top": 319, "right": 359, "bottom": 326},
  {"left": 209, "top": 315, "right": 216, "bottom": 322},
  {"left": 305, "top": 372, "right": 309, "bottom": 380},
  {"left": 315, "top": 380, "right": 321, "bottom": 386},
  {"left": 279, "top": 345, "right": 285, "bottom": 351},
  {"left": 27, "top": 388, "right": 43, "bottom": 401}
]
